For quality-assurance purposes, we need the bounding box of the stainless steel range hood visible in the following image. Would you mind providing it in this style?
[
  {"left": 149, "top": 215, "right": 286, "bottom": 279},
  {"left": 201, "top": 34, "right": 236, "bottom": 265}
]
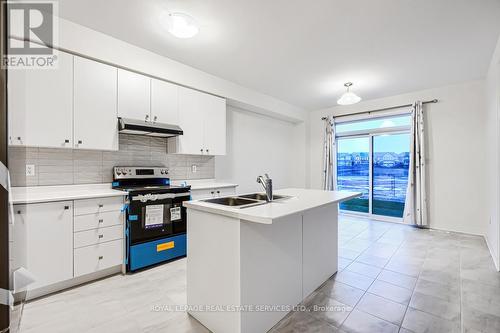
[{"left": 118, "top": 118, "right": 183, "bottom": 137}]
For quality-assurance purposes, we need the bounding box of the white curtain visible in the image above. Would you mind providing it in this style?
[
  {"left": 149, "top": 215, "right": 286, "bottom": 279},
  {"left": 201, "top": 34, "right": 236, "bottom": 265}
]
[
  {"left": 322, "top": 116, "right": 336, "bottom": 191},
  {"left": 403, "top": 101, "right": 428, "bottom": 227}
]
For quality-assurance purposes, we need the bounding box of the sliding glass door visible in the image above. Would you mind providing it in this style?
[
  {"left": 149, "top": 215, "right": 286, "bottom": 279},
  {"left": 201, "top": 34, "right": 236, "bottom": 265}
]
[
  {"left": 335, "top": 115, "right": 411, "bottom": 221},
  {"left": 336, "top": 137, "right": 370, "bottom": 213},
  {"left": 372, "top": 133, "right": 410, "bottom": 218}
]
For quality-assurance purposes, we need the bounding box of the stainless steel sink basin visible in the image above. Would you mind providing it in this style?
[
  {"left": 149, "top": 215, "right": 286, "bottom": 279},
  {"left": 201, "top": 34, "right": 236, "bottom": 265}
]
[
  {"left": 202, "top": 193, "right": 293, "bottom": 209},
  {"left": 203, "top": 197, "right": 264, "bottom": 208},
  {"left": 239, "top": 193, "right": 291, "bottom": 201}
]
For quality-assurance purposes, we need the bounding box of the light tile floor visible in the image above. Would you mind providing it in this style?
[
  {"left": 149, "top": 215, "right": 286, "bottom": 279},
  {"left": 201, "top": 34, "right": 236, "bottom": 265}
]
[{"left": 18, "top": 215, "right": 500, "bottom": 333}]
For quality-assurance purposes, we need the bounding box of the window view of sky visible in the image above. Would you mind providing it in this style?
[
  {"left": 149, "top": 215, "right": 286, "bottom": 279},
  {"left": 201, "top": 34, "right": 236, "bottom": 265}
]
[
  {"left": 337, "top": 135, "right": 409, "bottom": 153},
  {"left": 336, "top": 115, "right": 411, "bottom": 134}
]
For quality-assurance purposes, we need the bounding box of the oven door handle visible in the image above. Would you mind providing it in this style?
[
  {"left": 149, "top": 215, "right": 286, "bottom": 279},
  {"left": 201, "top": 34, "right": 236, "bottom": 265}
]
[{"left": 131, "top": 192, "right": 190, "bottom": 202}]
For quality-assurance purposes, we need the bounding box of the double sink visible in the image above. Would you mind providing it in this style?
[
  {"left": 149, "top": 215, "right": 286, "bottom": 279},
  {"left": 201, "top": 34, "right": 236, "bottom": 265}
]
[{"left": 202, "top": 193, "right": 292, "bottom": 209}]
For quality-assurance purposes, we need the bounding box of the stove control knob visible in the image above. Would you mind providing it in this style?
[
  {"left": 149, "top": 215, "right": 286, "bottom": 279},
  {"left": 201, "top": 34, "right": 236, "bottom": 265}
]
[
  {"left": 122, "top": 170, "right": 127, "bottom": 175},
  {"left": 160, "top": 170, "right": 165, "bottom": 174},
  {"left": 116, "top": 170, "right": 122, "bottom": 175}
]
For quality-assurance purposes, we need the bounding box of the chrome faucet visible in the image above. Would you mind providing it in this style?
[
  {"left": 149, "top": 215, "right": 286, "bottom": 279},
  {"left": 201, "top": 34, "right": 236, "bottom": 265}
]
[{"left": 257, "top": 173, "right": 273, "bottom": 202}]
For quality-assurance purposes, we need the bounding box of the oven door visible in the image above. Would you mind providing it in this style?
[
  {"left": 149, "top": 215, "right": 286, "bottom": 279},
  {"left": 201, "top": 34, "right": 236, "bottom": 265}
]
[{"left": 128, "top": 192, "right": 188, "bottom": 245}]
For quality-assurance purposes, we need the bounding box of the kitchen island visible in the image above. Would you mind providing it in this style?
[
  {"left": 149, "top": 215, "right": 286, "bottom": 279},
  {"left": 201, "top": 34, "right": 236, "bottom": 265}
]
[{"left": 183, "top": 188, "right": 360, "bottom": 333}]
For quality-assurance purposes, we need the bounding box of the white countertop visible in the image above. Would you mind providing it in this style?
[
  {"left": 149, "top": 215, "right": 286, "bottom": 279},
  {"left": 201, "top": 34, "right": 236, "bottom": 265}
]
[
  {"left": 10, "top": 183, "right": 128, "bottom": 204},
  {"left": 183, "top": 188, "right": 361, "bottom": 224},
  {"left": 171, "top": 179, "right": 238, "bottom": 190}
]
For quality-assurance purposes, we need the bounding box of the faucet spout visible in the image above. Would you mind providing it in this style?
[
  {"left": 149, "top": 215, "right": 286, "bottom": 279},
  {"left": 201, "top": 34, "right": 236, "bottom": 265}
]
[{"left": 257, "top": 174, "right": 273, "bottom": 202}]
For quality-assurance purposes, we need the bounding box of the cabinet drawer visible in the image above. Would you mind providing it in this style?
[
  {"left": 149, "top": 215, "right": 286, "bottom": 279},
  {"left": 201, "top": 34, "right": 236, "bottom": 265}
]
[
  {"left": 74, "top": 225, "right": 123, "bottom": 249},
  {"left": 190, "top": 187, "right": 237, "bottom": 200},
  {"left": 74, "top": 240, "right": 123, "bottom": 277},
  {"left": 215, "top": 187, "right": 236, "bottom": 197},
  {"left": 74, "top": 197, "right": 123, "bottom": 215},
  {"left": 190, "top": 189, "right": 214, "bottom": 200},
  {"left": 74, "top": 210, "right": 123, "bottom": 232}
]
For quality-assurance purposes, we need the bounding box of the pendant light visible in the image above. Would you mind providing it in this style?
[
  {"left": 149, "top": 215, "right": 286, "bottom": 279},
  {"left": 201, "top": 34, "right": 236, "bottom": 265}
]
[{"left": 337, "top": 82, "right": 361, "bottom": 105}]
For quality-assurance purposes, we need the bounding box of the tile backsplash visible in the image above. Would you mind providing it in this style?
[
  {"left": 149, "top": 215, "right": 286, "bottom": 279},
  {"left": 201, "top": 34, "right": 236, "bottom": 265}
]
[{"left": 8, "top": 134, "right": 215, "bottom": 187}]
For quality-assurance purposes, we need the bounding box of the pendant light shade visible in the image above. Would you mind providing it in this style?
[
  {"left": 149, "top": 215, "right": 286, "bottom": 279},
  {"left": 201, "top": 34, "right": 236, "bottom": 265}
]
[{"left": 337, "top": 82, "right": 361, "bottom": 105}]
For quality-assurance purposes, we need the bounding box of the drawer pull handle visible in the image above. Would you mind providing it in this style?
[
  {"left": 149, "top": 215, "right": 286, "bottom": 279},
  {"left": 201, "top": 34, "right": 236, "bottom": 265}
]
[
  {"left": 217, "top": 190, "right": 220, "bottom": 194},
  {"left": 17, "top": 210, "right": 21, "bottom": 214},
  {"left": 98, "top": 256, "right": 103, "bottom": 260},
  {"left": 98, "top": 204, "right": 104, "bottom": 208},
  {"left": 98, "top": 234, "right": 103, "bottom": 239},
  {"left": 64, "top": 206, "right": 70, "bottom": 210},
  {"left": 98, "top": 219, "right": 104, "bottom": 223}
]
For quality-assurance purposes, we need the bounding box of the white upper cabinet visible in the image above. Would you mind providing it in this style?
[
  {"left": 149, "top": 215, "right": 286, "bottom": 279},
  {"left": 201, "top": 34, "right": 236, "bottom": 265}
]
[
  {"left": 74, "top": 56, "right": 119, "bottom": 151},
  {"left": 203, "top": 93, "right": 226, "bottom": 155},
  {"left": 151, "top": 79, "right": 179, "bottom": 124},
  {"left": 8, "top": 51, "right": 73, "bottom": 148},
  {"left": 168, "top": 87, "right": 226, "bottom": 155},
  {"left": 8, "top": 46, "right": 223, "bottom": 154},
  {"left": 117, "top": 69, "right": 151, "bottom": 122},
  {"left": 171, "top": 87, "right": 205, "bottom": 155}
]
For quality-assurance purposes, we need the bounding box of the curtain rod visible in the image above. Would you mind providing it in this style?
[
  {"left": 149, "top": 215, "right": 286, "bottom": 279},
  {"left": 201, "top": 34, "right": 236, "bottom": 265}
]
[{"left": 321, "top": 99, "right": 438, "bottom": 120}]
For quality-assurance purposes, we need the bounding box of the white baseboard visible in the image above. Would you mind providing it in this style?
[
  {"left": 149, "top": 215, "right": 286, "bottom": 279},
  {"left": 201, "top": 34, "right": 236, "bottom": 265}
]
[{"left": 15, "top": 265, "right": 122, "bottom": 302}]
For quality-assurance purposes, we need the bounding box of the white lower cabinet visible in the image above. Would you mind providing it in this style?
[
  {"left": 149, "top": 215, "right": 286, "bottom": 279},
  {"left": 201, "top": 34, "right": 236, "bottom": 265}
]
[
  {"left": 12, "top": 201, "right": 74, "bottom": 290},
  {"left": 74, "top": 240, "right": 123, "bottom": 277},
  {"left": 11, "top": 196, "right": 124, "bottom": 296},
  {"left": 190, "top": 186, "right": 237, "bottom": 200},
  {"left": 73, "top": 197, "right": 124, "bottom": 277},
  {"left": 74, "top": 210, "right": 123, "bottom": 232},
  {"left": 74, "top": 197, "right": 124, "bottom": 216},
  {"left": 74, "top": 225, "right": 123, "bottom": 249}
]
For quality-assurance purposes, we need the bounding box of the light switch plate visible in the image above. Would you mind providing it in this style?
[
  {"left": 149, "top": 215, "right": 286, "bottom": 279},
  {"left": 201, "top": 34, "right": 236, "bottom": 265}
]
[
  {"left": 191, "top": 165, "right": 197, "bottom": 173},
  {"left": 26, "top": 164, "right": 35, "bottom": 177}
]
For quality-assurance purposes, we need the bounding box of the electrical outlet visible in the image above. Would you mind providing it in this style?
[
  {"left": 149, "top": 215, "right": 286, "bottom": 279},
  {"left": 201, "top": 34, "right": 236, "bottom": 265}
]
[
  {"left": 191, "top": 165, "right": 197, "bottom": 173},
  {"left": 26, "top": 164, "right": 35, "bottom": 177}
]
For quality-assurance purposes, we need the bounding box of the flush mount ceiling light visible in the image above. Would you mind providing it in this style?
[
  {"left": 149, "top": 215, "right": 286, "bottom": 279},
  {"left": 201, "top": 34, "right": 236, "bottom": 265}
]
[
  {"left": 337, "top": 82, "right": 361, "bottom": 105},
  {"left": 165, "top": 12, "right": 199, "bottom": 39}
]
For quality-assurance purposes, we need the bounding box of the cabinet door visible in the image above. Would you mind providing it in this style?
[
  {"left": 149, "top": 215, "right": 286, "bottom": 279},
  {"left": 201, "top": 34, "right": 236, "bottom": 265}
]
[
  {"left": 8, "top": 51, "right": 73, "bottom": 148},
  {"left": 151, "top": 79, "right": 179, "bottom": 124},
  {"left": 74, "top": 56, "right": 118, "bottom": 151},
  {"left": 173, "top": 87, "right": 205, "bottom": 154},
  {"left": 117, "top": 69, "right": 151, "bottom": 121},
  {"left": 203, "top": 94, "right": 226, "bottom": 155},
  {"left": 14, "top": 202, "right": 73, "bottom": 290}
]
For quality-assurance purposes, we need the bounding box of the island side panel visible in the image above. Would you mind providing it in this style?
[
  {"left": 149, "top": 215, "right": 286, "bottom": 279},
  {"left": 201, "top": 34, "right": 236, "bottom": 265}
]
[
  {"left": 240, "top": 214, "right": 303, "bottom": 333},
  {"left": 302, "top": 203, "right": 339, "bottom": 298},
  {"left": 186, "top": 209, "right": 242, "bottom": 333}
]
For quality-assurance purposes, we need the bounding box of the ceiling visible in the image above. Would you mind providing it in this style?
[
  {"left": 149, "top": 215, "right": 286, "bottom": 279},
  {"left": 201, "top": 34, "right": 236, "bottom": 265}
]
[{"left": 57, "top": 0, "right": 500, "bottom": 111}]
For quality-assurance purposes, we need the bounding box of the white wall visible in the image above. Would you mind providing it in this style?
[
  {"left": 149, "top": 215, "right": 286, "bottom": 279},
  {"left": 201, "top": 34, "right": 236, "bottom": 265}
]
[
  {"left": 216, "top": 106, "right": 306, "bottom": 194},
  {"left": 26, "top": 17, "right": 305, "bottom": 123},
  {"left": 308, "top": 81, "right": 488, "bottom": 236},
  {"left": 485, "top": 36, "right": 500, "bottom": 270}
]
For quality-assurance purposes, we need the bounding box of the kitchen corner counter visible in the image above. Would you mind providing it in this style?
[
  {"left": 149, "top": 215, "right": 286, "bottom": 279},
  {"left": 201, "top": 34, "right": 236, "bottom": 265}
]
[
  {"left": 10, "top": 184, "right": 128, "bottom": 204},
  {"left": 183, "top": 188, "right": 360, "bottom": 224}
]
